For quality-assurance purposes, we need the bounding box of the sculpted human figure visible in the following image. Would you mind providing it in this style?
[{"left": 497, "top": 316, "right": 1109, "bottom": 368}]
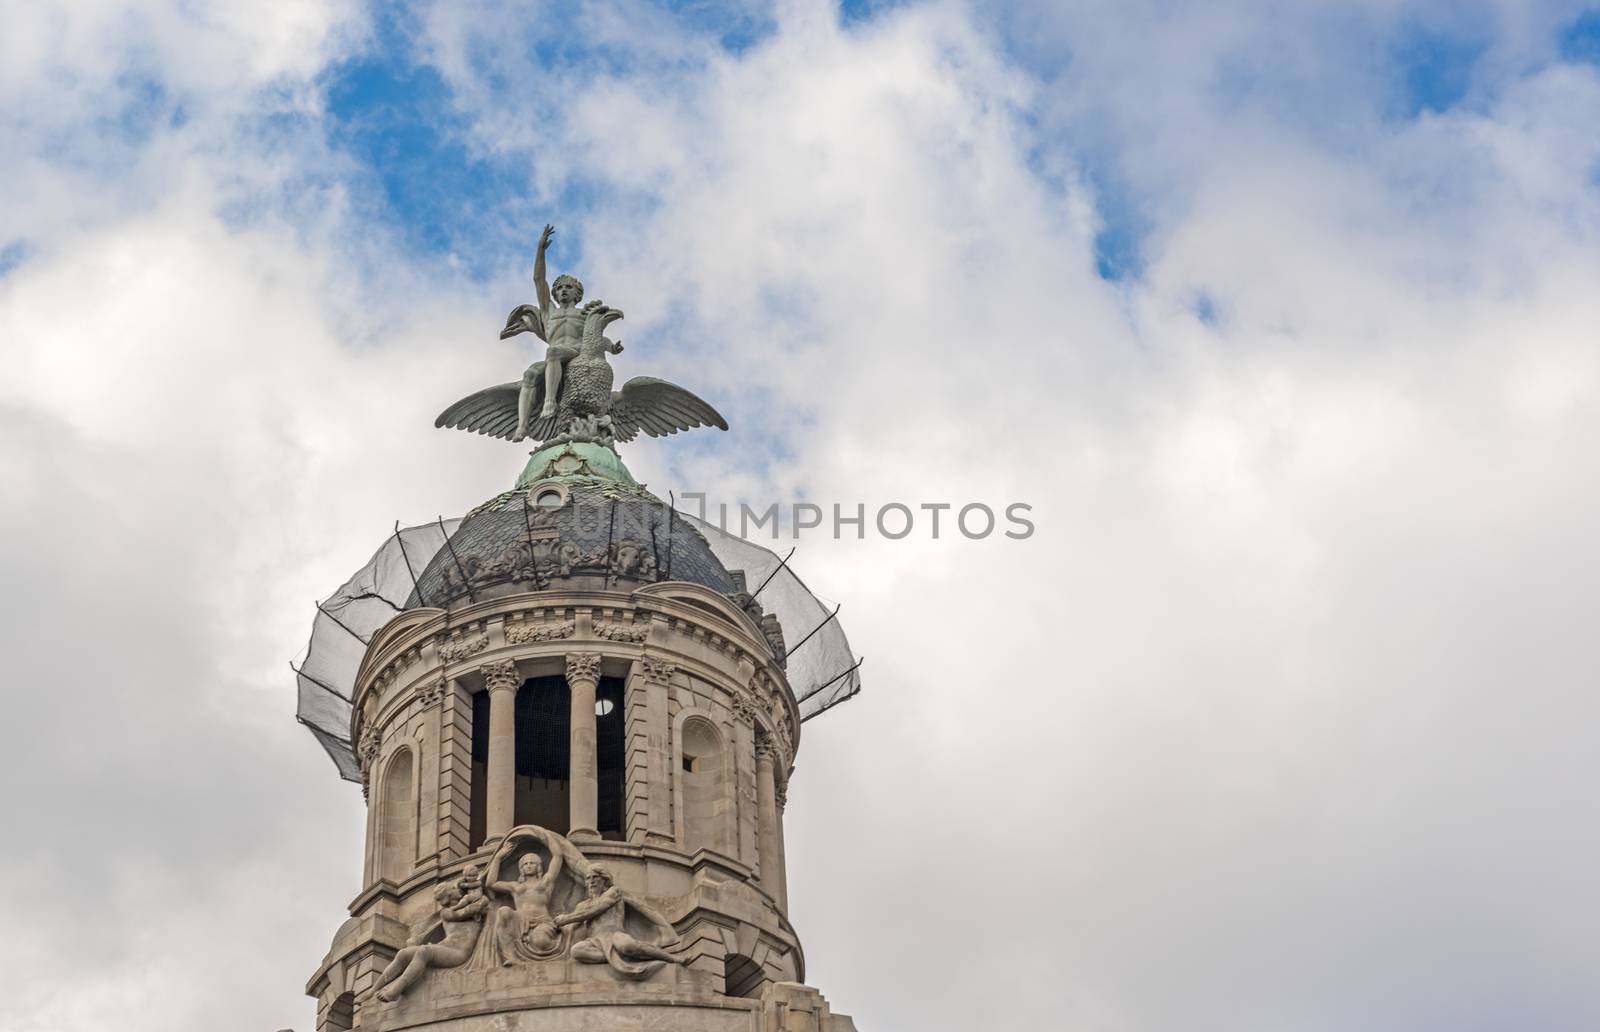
[
  {"left": 436, "top": 223, "right": 727, "bottom": 448},
  {"left": 554, "top": 863, "right": 682, "bottom": 980},
  {"left": 373, "top": 869, "right": 488, "bottom": 1001},
  {"left": 502, "top": 224, "right": 590, "bottom": 440},
  {"left": 487, "top": 829, "right": 565, "bottom": 961}
]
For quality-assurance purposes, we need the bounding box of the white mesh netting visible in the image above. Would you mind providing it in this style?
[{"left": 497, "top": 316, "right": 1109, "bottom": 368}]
[{"left": 296, "top": 510, "right": 861, "bottom": 782}]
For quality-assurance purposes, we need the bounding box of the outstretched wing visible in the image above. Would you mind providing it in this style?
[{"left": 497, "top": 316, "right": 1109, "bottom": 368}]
[
  {"left": 435, "top": 381, "right": 523, "bottom": 440},
  {"left": 609, "top": 377, "right": 729, "bottom": 443}
]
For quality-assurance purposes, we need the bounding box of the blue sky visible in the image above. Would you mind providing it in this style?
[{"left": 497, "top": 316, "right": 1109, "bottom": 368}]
[{"left": 291, "top": 2, "right": 1600, "bottom": 294}]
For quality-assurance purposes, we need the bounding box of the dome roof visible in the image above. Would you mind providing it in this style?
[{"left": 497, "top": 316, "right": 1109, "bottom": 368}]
[{"left": 404, "top": 444, "right": 736, "bottom": 609}]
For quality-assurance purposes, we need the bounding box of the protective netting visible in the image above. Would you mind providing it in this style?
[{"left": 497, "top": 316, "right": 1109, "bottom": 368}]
[
  {"left": 677, "top": 512, "right": 863, "bottom": 722},
  {"left": 296, "top": 507, "right": 863, "bottom": 784},
  {"left": 295, "top": 520, "right": 463, "bottom": 780}
]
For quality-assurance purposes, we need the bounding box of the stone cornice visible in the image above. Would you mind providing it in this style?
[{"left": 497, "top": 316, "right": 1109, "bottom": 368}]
[{"left": 352, "top": 588, "right": 800, "bottom": 756}]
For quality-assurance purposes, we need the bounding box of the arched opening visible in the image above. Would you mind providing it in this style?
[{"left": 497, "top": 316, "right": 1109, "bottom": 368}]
[
  {"left": 377, "top": 748, "right": 416, "bottom": 883},
  {"left": 515, "top": 675, "right": 571, "bottom": 833},
  {"left": 597, "top": 675, "right": 626, "bottom": 840},
  {"left": 324, "top": 990, "right": 355, "bottom": 1031},
  {"left": 724, "top": 952, "right": 767, "bottom": 998},
  {"left": 681, "top": 717, "right": 732, "bottom": 856}
]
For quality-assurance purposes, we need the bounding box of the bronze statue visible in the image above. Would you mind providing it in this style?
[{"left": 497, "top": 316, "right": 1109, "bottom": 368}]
[{"left": 436, "top": 224, "right": 727, "bottom": 449}]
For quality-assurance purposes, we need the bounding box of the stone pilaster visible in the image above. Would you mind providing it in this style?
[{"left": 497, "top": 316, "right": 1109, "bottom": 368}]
[
  {"left": 625, "top": 653, "right": 676, "bottom": 845},
  {"left": 755, "top": 732, "right": 787, "bottom": 909},
  {"left": 434, "top": 677, "right": 473, "bottom": 862}
]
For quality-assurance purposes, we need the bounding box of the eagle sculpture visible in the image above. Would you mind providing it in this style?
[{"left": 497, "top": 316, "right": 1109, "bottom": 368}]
[{"left": 436, "top": 299, "right": 728, "bottom": 448}]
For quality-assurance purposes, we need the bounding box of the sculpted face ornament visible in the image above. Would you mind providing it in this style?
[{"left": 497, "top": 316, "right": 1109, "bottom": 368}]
[{"left": 437, "top": 223, "right": 728, "bottom": 449}]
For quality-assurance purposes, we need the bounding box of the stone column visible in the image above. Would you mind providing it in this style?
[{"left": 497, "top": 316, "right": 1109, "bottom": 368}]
[
  {"left": 755, "top": 733, "right": 787, "bottom": 910},
  {"left": 567, "top": 652, "right": 602, "bottom": 841},
  {"left": 481, "top": 659, "right": 520, "bottom": 841}
]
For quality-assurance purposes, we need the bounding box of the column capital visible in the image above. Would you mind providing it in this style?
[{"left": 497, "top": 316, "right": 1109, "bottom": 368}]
[
  {"left": 416, "top": 674, "right": 450, "bottom": 707},
  {"left": 566, "top": 651, "right": 602, "bottom": 683},
  {"left": 754, "top": 732, "right": 778, "bottom": 765},
  {"left": 638, "top": 654, "right": 676, "bottom": 685},
  {"left": 480, "top": 659, "right": 520, "bottom": 693}
]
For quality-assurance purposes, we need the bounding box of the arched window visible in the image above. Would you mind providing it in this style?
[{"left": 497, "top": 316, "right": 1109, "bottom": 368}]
[
  {"left": 680, "top": 717, "right": 732, "bottom": 856},
  {"left": 377, "top": 748, "right": 416, "bottom": 883}
]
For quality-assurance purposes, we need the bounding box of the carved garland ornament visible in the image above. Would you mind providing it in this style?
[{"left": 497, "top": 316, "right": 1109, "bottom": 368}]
[
  {"left": 506, "top": 620, "right": 576, "bottom": 645},
  {"left": 439, "top": 635, "right": 490, "bottom": 663},
  {"left": 593, "top": 620, "right": 649, "bottom": 643}
]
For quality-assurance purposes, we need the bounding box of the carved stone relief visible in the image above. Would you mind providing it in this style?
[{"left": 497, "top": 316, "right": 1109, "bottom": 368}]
[
  {"left": 432, "top": 508, "right": 665, "bottom": 604},
  {"left": 416, "top": 676, "right": 450, "bottom": 708},
  {"left": 372, "top": 865, "right": 488, "bottom": 1002},
  {"left": 505, "top": 619, "right": 576, "bottom": 645},
  {"left": 593, "top": 620, "right": 649, "bottom": 643},
  {"left": 639, "top": 655, "right": 676, "bottom": 684},
  {"left": 358, "top": 722, "right": 382, "bottom": 798},
  {"left": 481, "top": 659, "right": 521, "bottom": 693},
  {"left": 566, "top": 652, "right": 602, "bottom": 683},
  {"left": 438, "top": 635, "right": 490, "bottom": 663},
  {"left": 477, "top": 826, "right": 683, "bottom": 981}
]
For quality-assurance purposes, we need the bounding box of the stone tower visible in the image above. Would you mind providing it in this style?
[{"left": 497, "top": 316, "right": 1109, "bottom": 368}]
[{"left": 302, "top": 435, "right": 863, "bottom": 1032}]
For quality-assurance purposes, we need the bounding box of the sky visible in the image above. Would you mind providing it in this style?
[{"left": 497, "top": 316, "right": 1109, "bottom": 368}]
[{"left": 3, "top": 1, "right": 1600, "bottom": 1029}]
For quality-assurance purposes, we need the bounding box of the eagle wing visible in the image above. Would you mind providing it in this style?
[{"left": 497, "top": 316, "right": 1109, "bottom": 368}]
[
  {"left": 609, "top": 377, "right": 729, "bottom": 443},
  {"left": 434, "top": 376, "right": 555, "bottom": 442}
]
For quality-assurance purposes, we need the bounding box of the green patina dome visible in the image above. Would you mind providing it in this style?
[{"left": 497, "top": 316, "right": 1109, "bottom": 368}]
[{"left": 515, "top": 441, "right": 642, "bottom": 492}]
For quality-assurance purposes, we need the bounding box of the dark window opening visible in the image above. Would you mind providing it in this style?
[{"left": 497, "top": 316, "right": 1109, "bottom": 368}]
[
  {"left": 683, "top": 754, "right": 698, "bottom": 773},
  {"left": 326, "top": 991, "right": 356, "bottom": 1031},
  {"left": 515, "top": 675, "right": 571, "bottom": 835},
  {"left": 724, "top": 953, "right": 767, "bottom": 997},
  {"left": 469, "top": 689, "right": 489, "bottom": 849},
  {"left": 597, "top": 675, "right": 626, "bottom": 840}
]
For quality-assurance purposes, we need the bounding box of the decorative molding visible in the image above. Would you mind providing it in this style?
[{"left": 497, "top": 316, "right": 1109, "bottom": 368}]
[
  {"left": 639, "top": 654, "right": 676, "bottom": 685},
  {"left": 438, "top": 635, "right": 489, "bottom": 663},
  {"left": 357, "top": 722, "right": 382, "bottom": 798},
  {"left": 481, "top": 659, "right": 521, "bottom": 693},
  {"left": 566, "top": 652, "right": 602, "bottom": 683},
  {"left": 730, "top": 694, "right": 758, "bottom": 726},
  {"left": 593, "top": 620, "right": 649, "bottom": 643},
  {"left": 505, "top": 619, "right": 575, "bottom": 645},
  {"left": 416, "top": 676, "right": 450, "bottom": 708}
]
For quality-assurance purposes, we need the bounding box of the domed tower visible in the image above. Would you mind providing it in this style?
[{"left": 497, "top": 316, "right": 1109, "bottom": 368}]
[{"left": 296, "top": 234, "right": 863, "bottom": 1032}]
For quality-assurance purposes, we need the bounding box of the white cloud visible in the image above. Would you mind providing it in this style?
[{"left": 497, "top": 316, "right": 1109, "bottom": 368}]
[{"left": 3, "top": 1, "right": 1600, "bottom": 1030}]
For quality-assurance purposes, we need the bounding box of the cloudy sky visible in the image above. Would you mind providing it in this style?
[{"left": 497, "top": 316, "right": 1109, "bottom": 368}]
[{"left": 4, "top": 1, "right": 1600, "bottom": 1029}]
